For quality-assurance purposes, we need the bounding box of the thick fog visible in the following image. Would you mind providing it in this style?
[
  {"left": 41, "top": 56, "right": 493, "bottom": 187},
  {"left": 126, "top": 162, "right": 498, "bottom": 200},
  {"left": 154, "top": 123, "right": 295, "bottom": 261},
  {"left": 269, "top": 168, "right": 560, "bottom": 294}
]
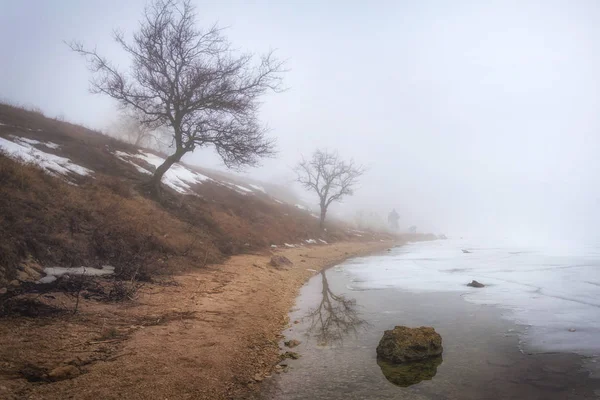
[{"left": 2, "top": 0, "right": 599, "bottom": 243}]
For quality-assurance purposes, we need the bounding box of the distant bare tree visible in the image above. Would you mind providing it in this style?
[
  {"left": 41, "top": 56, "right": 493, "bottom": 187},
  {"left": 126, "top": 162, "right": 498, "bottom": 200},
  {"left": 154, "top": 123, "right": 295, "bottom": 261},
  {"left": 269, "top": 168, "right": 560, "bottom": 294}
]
[
  {"left": 109, "top": 112, "right": 170, "bottom": 149},
  {"left": 295, "top": 150, "right": 365, "bottom": 229},
  {"left": 305, "top": 270, "right": 365, "bottom": 345},
  {"left": 69, "top": 0, "right": 284, "bottom": 194}
]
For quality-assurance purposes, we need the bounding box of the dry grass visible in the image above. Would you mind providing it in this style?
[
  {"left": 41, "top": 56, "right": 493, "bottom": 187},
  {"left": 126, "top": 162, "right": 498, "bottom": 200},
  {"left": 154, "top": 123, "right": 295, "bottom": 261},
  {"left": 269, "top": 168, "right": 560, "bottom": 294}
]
[
  {"left": 0, "top": 102, "right": 367, "bottom": 291},
  {"left": 0, "top": 152, "right": 219, "bottom": 288}
]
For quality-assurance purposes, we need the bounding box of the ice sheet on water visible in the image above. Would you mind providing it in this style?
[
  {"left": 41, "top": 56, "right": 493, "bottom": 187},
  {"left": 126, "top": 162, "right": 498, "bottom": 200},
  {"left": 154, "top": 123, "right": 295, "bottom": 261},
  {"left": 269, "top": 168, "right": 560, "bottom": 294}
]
[{"left": 343, "top": 239, "right": 600, "bottom": 357}]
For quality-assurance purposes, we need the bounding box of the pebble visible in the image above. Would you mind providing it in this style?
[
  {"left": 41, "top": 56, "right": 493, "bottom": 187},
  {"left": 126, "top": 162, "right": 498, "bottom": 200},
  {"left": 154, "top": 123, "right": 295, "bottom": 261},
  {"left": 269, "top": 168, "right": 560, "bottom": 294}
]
[{"left": 49, "top": 365, "right": 80, "bottom": 381}]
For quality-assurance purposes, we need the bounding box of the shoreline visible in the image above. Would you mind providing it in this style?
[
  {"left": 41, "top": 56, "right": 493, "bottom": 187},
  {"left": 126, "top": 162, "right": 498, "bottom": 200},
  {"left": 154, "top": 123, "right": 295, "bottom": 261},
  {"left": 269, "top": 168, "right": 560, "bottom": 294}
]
[
  {"left": 262, "top": 259, "right": 600, "bottom": 399},
  {"left": 0, "top": 240, "right": 395, "bottom": 400}
]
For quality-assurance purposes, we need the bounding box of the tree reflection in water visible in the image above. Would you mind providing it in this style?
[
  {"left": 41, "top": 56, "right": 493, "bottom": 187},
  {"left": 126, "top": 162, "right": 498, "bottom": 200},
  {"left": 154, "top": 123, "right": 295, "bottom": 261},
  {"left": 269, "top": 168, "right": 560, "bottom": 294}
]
[{"left": 304, "top": 270, "right": 366, "bottom": 345}]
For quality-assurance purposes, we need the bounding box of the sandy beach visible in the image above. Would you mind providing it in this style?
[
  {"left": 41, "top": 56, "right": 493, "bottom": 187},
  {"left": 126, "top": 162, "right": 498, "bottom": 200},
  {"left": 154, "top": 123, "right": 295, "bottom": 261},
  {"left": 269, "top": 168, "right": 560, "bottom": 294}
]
[{"left": 0, "top": 241, "right": 393, "bottom": 399}]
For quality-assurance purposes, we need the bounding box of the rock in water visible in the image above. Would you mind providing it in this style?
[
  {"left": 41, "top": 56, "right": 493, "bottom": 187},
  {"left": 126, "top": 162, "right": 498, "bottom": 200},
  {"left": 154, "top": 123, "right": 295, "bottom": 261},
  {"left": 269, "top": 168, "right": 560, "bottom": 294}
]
[
  {"left": 467, "top": 280, "right": 485, "bottom": 288},
  {"left": 378, "top": 355, "right": 443, "bottom": 387},
  {"left": 376, "top": 326, "right": 443, "bottom": 363}
]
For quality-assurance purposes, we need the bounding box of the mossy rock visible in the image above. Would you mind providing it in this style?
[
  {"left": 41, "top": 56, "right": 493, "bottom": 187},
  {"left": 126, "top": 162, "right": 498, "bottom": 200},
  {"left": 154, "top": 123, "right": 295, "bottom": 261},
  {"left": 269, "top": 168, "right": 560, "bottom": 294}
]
[
  {"left": 376, "top": 326, "right": 443, "bottom": 363},
  {"left": 378, "top": 355, "right": 443, "bottom": 387}
]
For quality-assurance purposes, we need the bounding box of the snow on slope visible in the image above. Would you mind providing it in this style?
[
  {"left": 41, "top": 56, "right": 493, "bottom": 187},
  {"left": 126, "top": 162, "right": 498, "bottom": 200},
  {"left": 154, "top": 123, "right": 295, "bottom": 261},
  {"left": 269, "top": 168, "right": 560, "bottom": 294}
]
[
  {"left": 0, "top": 131, "right": 306, "bottom": 208},
  {"left": 114, "top": 150, "right": 269, "bottom": 196},
  {"left": 249, "top": 184, "right": 267, "bottom": 193},
  {"left": 136, "top": 151, "right": 213, "bottom": 194},
  {"left": 115, "top": 150, "right": 215, "bottom": 193},
  {"left": 0, "top": 136, "right": 91, "bottom": 177}
]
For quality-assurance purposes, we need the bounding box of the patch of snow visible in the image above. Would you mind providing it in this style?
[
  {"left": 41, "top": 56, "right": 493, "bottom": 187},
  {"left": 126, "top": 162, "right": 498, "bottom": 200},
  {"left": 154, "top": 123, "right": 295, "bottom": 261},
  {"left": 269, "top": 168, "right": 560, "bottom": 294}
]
[
  {"left": 223, "top": 182, "right": 253, "bottom": 195},
  {"left": 310, "top": 214, "right": 320, "bottom": 219},
  {"left": 305, "top": 239, "right": 317, "bottom": 244},
  {"left": 12, "top": 136, "right": 60, "bottom": 150},
  {"left": 295, "top": 204, "right": 311, "bottom": 211},
  {"left": 0, "top": 136, "right": 92, "bottom": 177},
  {"left": 13, "top": 136, "right": 41, "bottom": 145},
  {"left": 249, "top": 184, "right": 267, "bottom": 194},
  {"left": 114, "top": 150, "right": 213, "bottom": 193},
  {"left": 273, "top": 199, "right": 283, "bottom": 204},
  {"left": 271, "top": 244, "right": 278, "bottom": 248},
  {"left": 39, "top": 265, "right": 115, "bottom": 283},
  {"left": 307, "top": 269, "right": 317, "bottom": 272},
  {"left": 114, "top": 151, "right": 152, "bottom": 175},
  {"left": 318, "top": 239, "right": 328, "bottom": 244},
  {"left": 284, "top": 243, "right": 295, "bottom": 248}
]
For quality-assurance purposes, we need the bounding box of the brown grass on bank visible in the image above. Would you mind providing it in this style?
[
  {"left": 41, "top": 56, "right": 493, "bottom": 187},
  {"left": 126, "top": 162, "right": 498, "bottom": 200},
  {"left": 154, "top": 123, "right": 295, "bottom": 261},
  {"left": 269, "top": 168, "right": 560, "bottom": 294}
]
[
  {"left": 0, "top": 102, "right": 368, "bottom": 292},
  {"left": 0, "top": 152, "right": 219, "bottom": 287}
]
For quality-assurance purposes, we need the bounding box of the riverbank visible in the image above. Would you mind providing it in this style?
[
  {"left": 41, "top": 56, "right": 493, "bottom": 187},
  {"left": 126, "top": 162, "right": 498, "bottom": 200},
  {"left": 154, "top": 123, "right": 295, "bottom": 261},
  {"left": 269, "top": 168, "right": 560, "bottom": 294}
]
[
  {"left": 0, "top": 240, "right": 394, "bottom": 399},
  {"left": 263, "top": 249, "right": 600, "bottom": 400}
]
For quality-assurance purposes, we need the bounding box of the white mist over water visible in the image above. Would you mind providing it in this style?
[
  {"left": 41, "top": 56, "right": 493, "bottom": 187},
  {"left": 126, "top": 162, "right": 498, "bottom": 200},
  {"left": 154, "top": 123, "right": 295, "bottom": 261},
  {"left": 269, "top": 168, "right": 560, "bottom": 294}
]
[{"left": 344, "top": 239, "right": 600, "bottom": 358}]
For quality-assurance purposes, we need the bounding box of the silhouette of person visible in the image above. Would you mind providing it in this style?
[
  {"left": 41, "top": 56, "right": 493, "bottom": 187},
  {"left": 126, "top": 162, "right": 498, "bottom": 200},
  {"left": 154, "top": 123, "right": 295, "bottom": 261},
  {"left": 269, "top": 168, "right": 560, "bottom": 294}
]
[{"left": 388, "top": 209, "right": 400, "bottom": 231}]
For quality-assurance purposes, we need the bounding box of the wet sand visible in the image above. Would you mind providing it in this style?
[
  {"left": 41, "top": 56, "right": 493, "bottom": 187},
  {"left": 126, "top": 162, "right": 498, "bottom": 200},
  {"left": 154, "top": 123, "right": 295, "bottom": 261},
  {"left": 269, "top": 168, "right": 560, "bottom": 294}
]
[
  {"left": 0, "top": 241, "right": 394, "bottom": 400},
  {"left": 263, "top": 263, "right": 600, "bottom": 400}
]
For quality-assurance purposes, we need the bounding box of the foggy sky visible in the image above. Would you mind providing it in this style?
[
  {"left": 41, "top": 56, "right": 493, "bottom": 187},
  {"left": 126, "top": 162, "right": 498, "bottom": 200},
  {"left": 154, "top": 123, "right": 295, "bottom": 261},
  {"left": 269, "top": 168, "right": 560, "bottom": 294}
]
[{"left": 1, "top": 0, "right": 600, "bottom": 243}]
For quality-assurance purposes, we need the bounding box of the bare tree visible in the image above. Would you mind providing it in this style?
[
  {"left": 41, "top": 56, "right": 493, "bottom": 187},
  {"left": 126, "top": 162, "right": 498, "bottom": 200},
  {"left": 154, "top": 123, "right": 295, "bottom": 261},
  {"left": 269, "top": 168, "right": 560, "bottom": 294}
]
[
  {"left": 108, "top": 112, "right": 171, "bottom": 150},
  {"left": 305, "top": 270, "right": 365, "bottom": 346},
  {"left": 69, "top": 0, "right": 284, "bottom": 194},
  {"left": 295, "top": 149, "right": 365, "bottom": 229}
]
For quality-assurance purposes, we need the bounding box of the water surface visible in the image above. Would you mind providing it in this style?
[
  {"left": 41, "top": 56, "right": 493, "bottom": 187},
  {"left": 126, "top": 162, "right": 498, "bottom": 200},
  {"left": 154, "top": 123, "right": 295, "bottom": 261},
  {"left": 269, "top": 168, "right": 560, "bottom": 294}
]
[{"left": 263, "top": 245, "right": 600, "bottom": 399}]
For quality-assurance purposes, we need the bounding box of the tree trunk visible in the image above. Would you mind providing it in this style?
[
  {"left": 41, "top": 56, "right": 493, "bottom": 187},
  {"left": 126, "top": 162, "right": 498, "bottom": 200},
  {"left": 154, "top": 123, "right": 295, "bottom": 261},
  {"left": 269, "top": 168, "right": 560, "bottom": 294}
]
[
  {"left": 148, "top": 147, "right": 186, "bottom": 194},
  {"left": 134, "top": 134, "right": 143, "bottom": 147},
  {"left": 319, "top": 204, "right": 327, "bottom": 230}
]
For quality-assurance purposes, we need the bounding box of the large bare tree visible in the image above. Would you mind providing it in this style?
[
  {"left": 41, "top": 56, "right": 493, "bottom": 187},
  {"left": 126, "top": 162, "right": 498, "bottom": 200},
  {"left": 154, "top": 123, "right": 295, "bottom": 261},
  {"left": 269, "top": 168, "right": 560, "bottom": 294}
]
[
  {"left": 295, "top": 149, "right": 365, "bottom": 229},
  {"left": 69, "top": 0, "right": 284, "bottom": 193}
]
